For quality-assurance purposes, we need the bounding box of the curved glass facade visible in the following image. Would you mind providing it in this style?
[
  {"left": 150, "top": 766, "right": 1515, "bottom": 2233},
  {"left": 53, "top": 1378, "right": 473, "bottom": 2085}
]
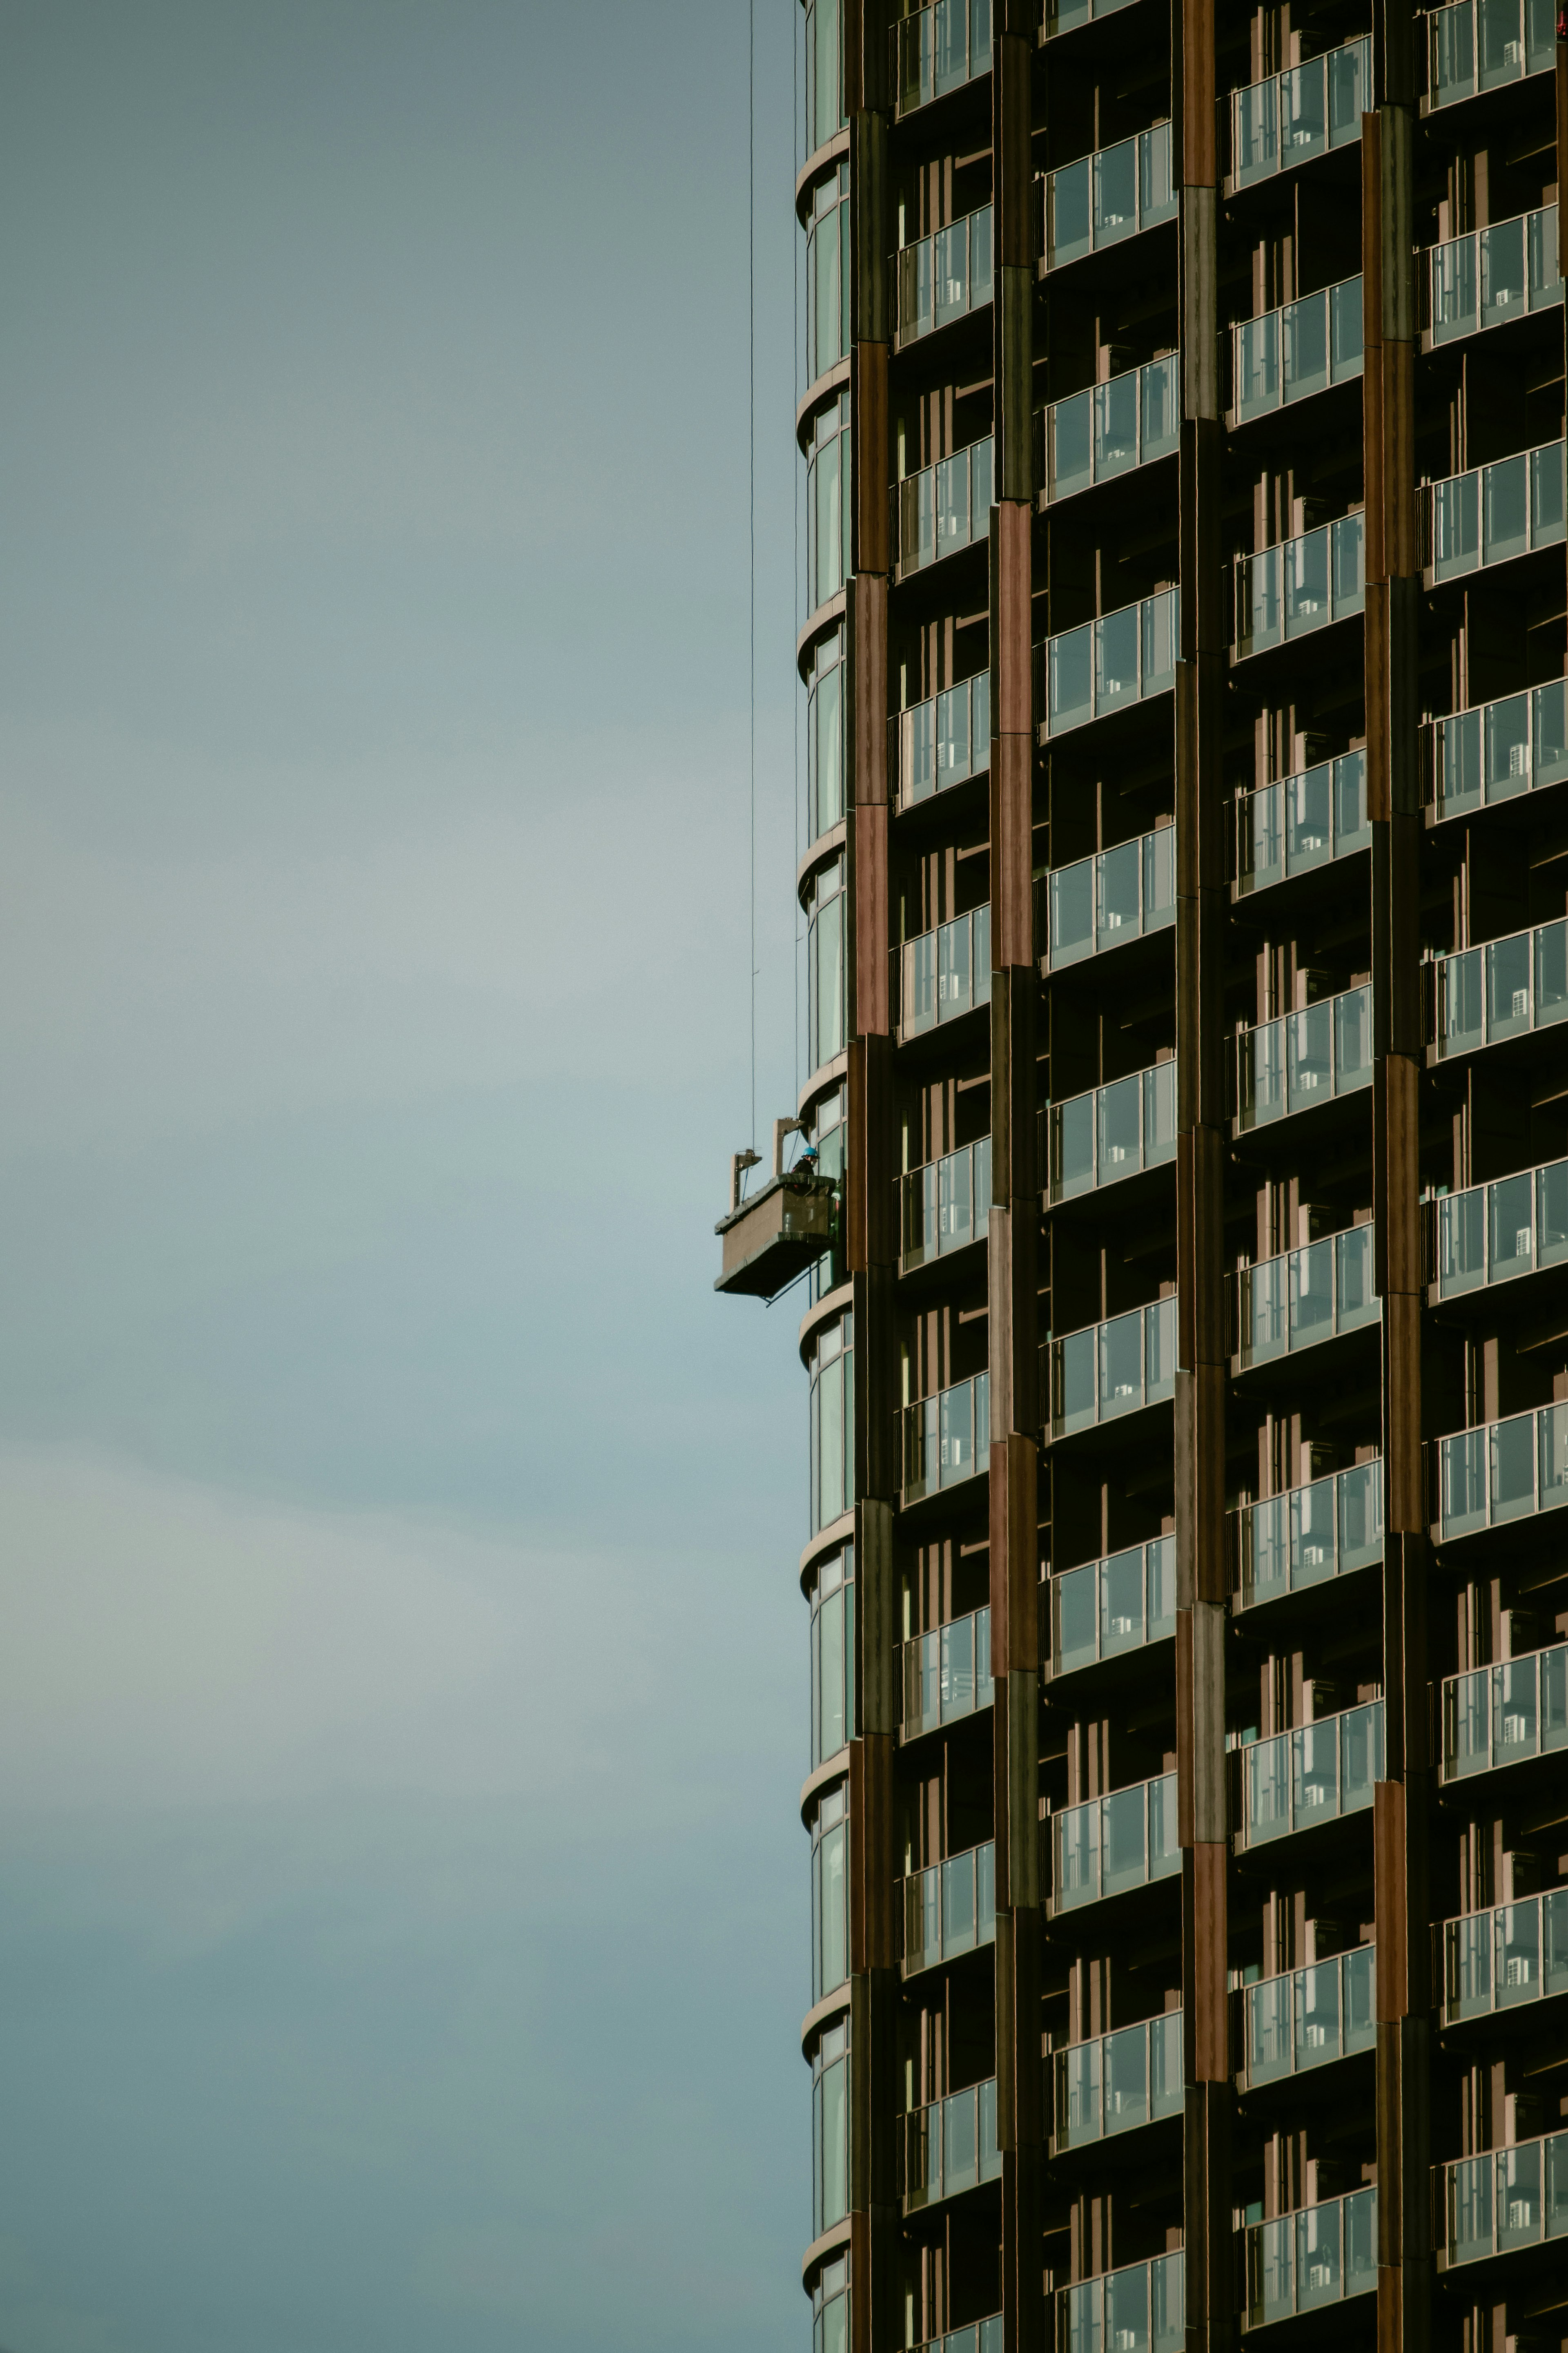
[
  {"left": 807, "top": 629, "right": 845, "bottom": 843},
  {"left": 812, "top": 2017, "right": 850, "bottom": 2238},
  {"left": 808, "top": 163, "right": 851, "bottom": 384},
  {"left": 813, "top": 2254, "right": 850, "bottom": 2353},
  {"left": 810, "top": 1309, "right": 855, "bottom": 1532},
  {"left": 807, "top": 392, "right": 853, "bottom": 610},
  {"left": 811, "top": 1541, "right": 856, "bottom": 1766},
  {"left": 804, "top": 0, "right": 847, "bottom": 156},
  {"left": 806, "top": 853, "right": 847, "bottom": 1073},
  {"left": 811, "top": 1781, "right": 850, "bottom": 2003}
]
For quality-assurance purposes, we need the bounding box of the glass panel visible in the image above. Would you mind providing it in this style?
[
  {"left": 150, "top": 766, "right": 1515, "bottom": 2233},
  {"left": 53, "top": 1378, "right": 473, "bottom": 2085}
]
[
  {"left": 1286, "top": 762, "right": 1333, "bottom": 871},
  {"left": 1103, "top": 2021, "right": 1148, "bottom": 2134},
  {"left": 1533, "top": 439, "right": 1567, "bottom": 545},
  {"left": 1432, "top": 234, "right": 1478, "bottom": 344},
  {"left": 1050, "top": 856, "right": 1094, "bottom": 967},
  {"left": 1105, "top": 2264, "right": 1150, "bottom": 2352},
  {"left": 1092, "top": 136, "right": 1137, "bottom": 246},
  {"left": 1098, "top": 1075, "right": 1143, "bottom": 1182},
  {"left": 1248, "top": 1974, "right": 1290, "bottom": 2082},
  {"left": 1094, "top": 373, "right": 1138, "bottom": 480},
  {"left": 1095, "top": 603, "right": 1140, "bottom": 713},
  {"left": 1052, "top": 389, "right": 1094, "bottom": 502},
  {"left": 1049, "top": 623, "right": 1094, "bottom": 734},
  {"left": 1099, "top": 1307, "right": 1143, "bottom": 1417},
  {"left": 1100, "top": 1783, "right": 1147, "bottom": 1895},
  {"left": 1141, "top": 355, "right": 1179, "bottom": 459},
  {"left": 1335, "top": 986, "right": 1371, "bottom": 1088},
  {"left": 1479, "top": 0, "right": 1524, "bottom": 87},
  {"left": 1499, "top": 2140, "right": 1543, "bottom": 2250},
  {"left": 1144, "top": 825, "right": 1176, "bottom": 927},
  {"left": 1100, "top": 1546, "right": 1145, "bottom": 1656},
  {"left": 1327, "top": 38, "right": 1366, "bottom": 138},
  {"left": 1049, "top": 158, "right": 1091, "bottom": 268},
  {"left": 1450, "top": 2151, "right": 1493, "bottom": 2266},
  {"left": 942, "top": 1612, "right": 975, "bottom": 1720},
  {"left": 1287, "top": 1000, "right": 1333, "bottom": 1105},
  {"left": 1437, "top": 708, "right": 1483, "bottom": 818},
  {"left": 1236, "top": 311, "right": 1280, "bottom": 419},
  {"left": 1483, "top": 452, "right": 1528, "bottom": 564},
  {"left": 1056, "top": 1326, "right": 1097, "bottom": 1432},
  {"left": 1331, "top": 278, "right": 1364, "bottom": 377},
  {"left": 1234, "top": 75, "right": 1278, "bottom": 185},
  {"left": 1482, "top": 214, "right": 1527, "bottom": 328},
  {"left": 1055, "top": 1798, "right": 1099, "bottom": 1907},
  {"left": 1432, "top": 471, "right": 1479, "bottom": 579},
  {"left": 1283, "top": 289, "right": 1329, "bottom": 401},
  {"left": 1484, "top": 690, "right": 1530, "bottom": 801},
  {"left": 1059, "top": 2038, "right": 1102, "bottom": 2146},
  {"left": 1098, "top": 839, "right": 1142, "bottom": 949},
  {"left": 1431, "top": 0, "right": 1476, "bottom": 105}
]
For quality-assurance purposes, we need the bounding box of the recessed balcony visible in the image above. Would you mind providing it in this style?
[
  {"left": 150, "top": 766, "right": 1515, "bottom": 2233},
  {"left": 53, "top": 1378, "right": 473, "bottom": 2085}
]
[
  {"left": 1229, "top": 278, "right": 1364, "bottom": 429},
  {"left": 1225, "top": 37, "right": 1369, "bottom": 192},
  {"left": 895, "top": 672, "right": 991, "bottom": 814},
  {"left": 1235, "top": 984, "right": 1371, "bottom": 1133},
  {"left": 1040, "top": 123, "right": 1176, "bottom": 272},
  {"left": 1424, "top": 438, "right": 1566, "bottom": 587},
  {"left": 1042, "top": 827, "right": 1176, "bottom": 970},
  {"left": 1036, "top": 589, "right": 1179, "bottom": 741},
  {"left": 1041, "top": 0, "right": 1139, "bottom": 38},
  {"left": 1437, "top": 2126, "right": 1568, "bottom": 2271},
  {"left": 1233, "top": 1702, "right": 1384, "bottom": 1856},
  {"left": 1055, "top": 2251, "right": 1183, "bottom": 2353},
  {"left": 1051, "top": 2010, "right": 1183, "bottom": 2152},
  {"left": 911, "top": 2322, "right": 1002, "bottom": 2353},
  {"left": 1426, "top": 203, "right": 1561, "bottom": 348},
  {"left": 1239, "top": 1947, "right": 1376, "bottom": 2092},
  {"left": 901, "top": 1839, "right": 996, "bottom": 1978},
  {"left": 894, "top": 438, "right": 993, "bottom": 582},
  {"left": 1044, "top": 1064, "right": 1178, "bottom": 1207},
  {"left": 1037, "top": 355, "right": 1179, "bottom": 506},
  {"left": 1046, "top": 1298, "right": 1177, "bottom": 1441},
  {"left": 902, "top": 1371, "right": 990, "bottom": 1507},
  {"left": 1432, "top": 1404, "right": 1568, "bottom": 1541},
  {"left": 1048, "top": 1769, "right": 1180, "bottom": 1916},
  {"left": 1430, "top": 1153, "right": 1568, "bottom": 1304},
  {"left": 899, "top": 2076, "right": 1001, "bottom": 2214},
  {"left": 1232, "top": 1460, "right": 1385, "bottom": 1615},
  {"left": 1239, "top": 2188, "right": 1377, "bottom": 2327},
  {"left": 892, "top": 0, "right": 992, "bottom": 118},
  {"left": 900, "top": 1136, "right": 992, "bottom": 1274},
  {"left": 1231, "top": 1225, "right": 1379, "bottom": 1372},
  {"left": 1048, "top": 1537, "right": 1176, "bottom": 1679},
  {"left": 894, "top": 906, "right": 992, "bottom": 1046},
  {"left": 1425, "top": 0, "right": 1554, "bottom": 112},
  {"left": 1233, "top": 752, "right": 1370, "bottom": 899},
  {"left": 1440, "top": 1888, "right": 1568, "bottom": 2026},
  {"left": 1233, "top": 514, "right": 1365, "bottom": 662},
  {"left": 899, "top": 1602, "right": 994, "bottom": 1740},
  {"left": 1432, "top": 914, "right": 1568, "bottom": 1063},
  {"left": 1439, "top": 1641, "right": 1568, "bottom": 1784},
  {"left": 895, "top": 202, "right": 993, "bottom": 350},
  {"left": 1427, "top": 679, "right": 1568, "bottom": 823}
]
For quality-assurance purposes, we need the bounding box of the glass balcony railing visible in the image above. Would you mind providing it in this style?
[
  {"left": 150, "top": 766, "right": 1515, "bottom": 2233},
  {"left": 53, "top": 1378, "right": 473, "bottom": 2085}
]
[
  {"left": 1054, "top": 2010, "right": 1182, "bottom": 2149},
  {"left": 1051, "top": 1770, "right": 1180, "bottom": 1910},
  {"left": 903, "top": 1371, "right": 990, "bottom": 1505},
  {"left": 1232, "top": 277, "right": 1365, "bottom": 423},
  {"left": 1044, "top": 0, "right": 1138, "bottom": 35},
  {"left": 1045, "top": 1064, "right": 1177, "bottom": 1205},
  {"left": 1427, "top": 439, "right": 1567, "bottom": 580},
  {"left": 1051, "top": 1537, "right": 1176, "bottom": 1677},
  {"left": 1434, "top": 1403, "right": 1568, "bottom": 1539},
  {"left": 1037, "top": 588, "right": 1179, "bottom": 738},
  {"left": 1235, "top": 1702, "right": 1384, "bottom": 1851},
  {"left": 900, "top": 1136, "right": 993, "bottom": 1271},
  {"left": 1235, "top": 750, "right": 1370, "bottom": 893},
  {"left": 899, "top": 906, "right": 992, "bottom": 1039},
  {"left": 1045, "top": 827, "right": 1176, "bottom": 967},
  {"left": 1042, "top": 126, "right": 1176, "bottom": 272},
  {"left": 1241, "top": 2190, "right": 1377, "bottom": 2325},
  {"left": 903, "top": 1840, "right": 996, "bottom": 1976},
  {"left": 1233, "top": 1226, "right": 1379, "bottom": 1367},
  {"left": 1428, "top": 679, "right": 1568, "bottom": 821},
  {"left": 1048, "top": 1298, "right": 1177, "bottom": 1438},
  {"left": 913, "top": 2322, "right": 1002, "bottom": 2353},
  {"left": 1234, "top": 1460, "right": 1385, "bottom": 1611},
  {"left": 900, "top": 1602, "right": 994, "bottom": 1737},
  {"left": 1440, "top": 1641, "right": 1568, "bottom": 1780},
  {"left": 1056, "top": 2254, "right": 1184, "bottom": 2353},
  {"left": 1429, "top": 205, "right": 1561, "bottom": 345},
  {"left": 1235, "top": 514, "right": 1365, "bottom": 657},
  {"left": 1433, "top": 1154, "right": 1568, "bottom": 1298},
  {"left": 900, "top": 2076, "right": 1002, "bottom": 2211},
  {"left": 1242, "top": 1947, "right": 1376, "bottom": 2088},
  {"left": 898, "top": 202, "right": 993, "bottom": 343},
  {"left": 1428, "top": 0, "right": 1555, "bottom": 108},
  {"left": 1236, "top": 985, "right": 1372, "bottom": 1129},
  {"left": 1442, "top": 2128, "right": 1568, "bottom": 2268},
  {"left": 898, "top": 671, "right": 991, "bottom": 810},
  {"left": 1442, "top": 1888, "right": 1568, "bottom": 2024},
  {"left": 894, "top": 0, "right": 993, "bottom": 116},
  {"left": 897, "top": 438, "right": 994, "bottom": 575},
  {"left": 1434, "top": 914, "right": 1568, "bottom": 1058},
  {"left": 1040, "top": 355, "right": 1180, "bottom": 502},
  {"left": 1230, "top": 38, "right": 1370, "bottom": 187}
]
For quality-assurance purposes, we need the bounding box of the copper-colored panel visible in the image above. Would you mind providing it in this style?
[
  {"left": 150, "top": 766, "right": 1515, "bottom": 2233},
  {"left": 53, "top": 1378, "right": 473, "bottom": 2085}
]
[
  {"left": 989, "top": 1432, "right": 1040, "bottom": 1673},
  {"left": 848, "top": 572, "right": 887, "bottom": 808},
  {"left": 853, "top": 341, "right": 889, "bottom": 575},
  {"left": 989, "top": 504, "right": 1033, "bottom": 741},
  {"left": 989, "top": 737, "right": 1033, "bottom": 969}
]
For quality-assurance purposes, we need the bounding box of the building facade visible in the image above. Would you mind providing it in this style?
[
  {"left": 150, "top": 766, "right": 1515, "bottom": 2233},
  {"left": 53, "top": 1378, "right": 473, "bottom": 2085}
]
[{"left": 717, "top": 2, "right": 1568, "bottom": 2346}]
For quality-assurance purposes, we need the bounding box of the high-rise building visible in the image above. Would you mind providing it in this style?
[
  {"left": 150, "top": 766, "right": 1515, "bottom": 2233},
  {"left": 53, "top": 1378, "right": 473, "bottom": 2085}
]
[{"left": 717, "top": 3, "right": 1568, "bottom": 2346}]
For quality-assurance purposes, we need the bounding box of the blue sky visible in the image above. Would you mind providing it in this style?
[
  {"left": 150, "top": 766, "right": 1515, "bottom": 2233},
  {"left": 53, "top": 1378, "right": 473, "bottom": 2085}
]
[{"left": 0, "top": 6, "right": 812, "bottom": 2347}]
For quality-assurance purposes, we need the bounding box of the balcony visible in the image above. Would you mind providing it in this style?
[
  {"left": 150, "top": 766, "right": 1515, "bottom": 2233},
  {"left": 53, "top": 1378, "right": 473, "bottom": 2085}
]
[
  {"left": 1240, "top": 2189, "right": 1377, "bottom": 2326},
  {"left": 1036, "top": 589, "right": 1180, "bottom": 740},
  {"left": 900, "top": 2076, "right": 1002, "bottom": 2213},
  {"left": 893, "top": 0, "right": 992, "bottom": 116},
  {"left": 1047, "top": 1298, "right": 1177, "bottom": 1439},
  {"left": 1432, "top": 1153, "right": 1568, "bottom": 1301},
  {"left": 1038, "top": 355, "right": 1179, "bottom": 504},
  {"left": 895, "top": 438, "right": 994, "bottom": 580},
  {"left": 1427, "top": 0, "right": 1555, "bottom": 109},
  {"left": 1056, "top": 2252, "right": 1184, "bottom": 2353},
  {"left": 1428, "top": 205, "right": 1561, "bottom": 346},
  {"left": 896, "top": 906, "right": 992, "bottom": 1043},
  {"left": 1231, "top": 278, "right": 1365, "bottom": 426},
  {"left": 912, "top": 2323, "right": 1002, "bottom": 2353},
  {"left": 896, "top": 671, "right": 991, "bottom": 812},
  {"left": 1232, "top": 1225, "right": 1379, "bottom": 1370},
  {"left": 1042, "top": 0, "right": 1138, "bottom": 36},
  {"left": 1234, "top": 1702, "right": 1384, "bottom": 1855},
  {"left": 1041, "top": 123, "right": 1176, "bottom": 271},
  {"left": 1439, "top": 2128, "right": 1568, "bottom": 2269},
  {"left": 900, "top": 1602, "right": 995, "bottom": 1738},
  {"left": 902, "top": 1372, "right": 991, "bottom": 1506},
  {"left": 1441, "top": 1889, "right": 1568, "bottom": 2025},
  {"left": 1044, "top": 827, "right": 1176, "bottom": 969},
  {"left": 1045, "top": 1065, "right": 1178, "bottom": 1205},
  {"left": 1233, "top": 1460, "right": 1385, "bottom": 1614},
  {"left": 1050, "top": 1537, "right": 1176, "bottom": 1677},
  {"left": 1052, "top": 2010, "right": 1182, "bottom": 2150},
  {"left": 1428, "top": 679, "right": 1568, "bottom": 821},
  {"left": 1049, "top": 1769, "right": 1180, "bottom": 1914},
  {"left": 1241, "top": 1947, "right": 1376, "bottom": 2090},
  {"left": 1235, "top": 985, "right": 1372, "bottom": 1131},
  {"left": 1439, "top": 1641, "right": 1568, "bottom": 1783},
  {"left": 1227, "top": 37, "right": 1370, "bottom": 190},
  {"left": 902, "top": 1840, "right": 996, "bottom": 1977},
  {"left": 1234, "top": 514, "right": 1365, "bottom": 660},
  {"left": 1425, "top": 438, "right": 1566, "bottom": 584},
  {"left": 1433, "top": 1404, "right": 1568, "bottom": 1541},
  {"left": 1432, "top": 913, "right": 1568, "bottom": 1061},
  {"left": 900, "top": 1137, "right": 993, "bottom": 1273},
  {"left": 1234, "top": 751, "right": 1370, "bottom": 897},
  {"left": 897, "top": 202, "right": 993, "bottom": 346}
]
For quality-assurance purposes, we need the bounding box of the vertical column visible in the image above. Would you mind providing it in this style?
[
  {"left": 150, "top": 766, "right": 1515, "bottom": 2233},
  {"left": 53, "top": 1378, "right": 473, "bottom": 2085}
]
[
  {"left": 988, "top": 12, "right": 1041, "bottom": 2353},
  {"left": 1363, "top": 3, "right": 1430, "bottom": 2338},
  {"left": 1172, "top": 1, "right": 1232, "bottom": 2345}
]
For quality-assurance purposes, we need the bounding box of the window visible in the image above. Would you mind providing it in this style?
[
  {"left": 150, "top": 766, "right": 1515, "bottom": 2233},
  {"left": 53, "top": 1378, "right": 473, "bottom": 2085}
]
[
  {"left": 807, "top": 164, "right": 852, "bottom": 384},
  {"left": 811, "top": 1310, "right": 855, "bottom": 1530},
  {"left": 811, "top": 1781, "right": 850, "bottom": 2002},
  {"left": 807, "top": 394, "right": 854, "bottom": 611},
  {"left": 806, "top": 854, "right": 847, "bottom": 1073},
  {"left": 811, "top": 1543, "right": 856, "bottom": 1766},
  {"left": 805, "top": 0, "right": 847, "bottom": 156},
  {"left": 812, "top": 2018, "right": 851, "bottom": 2236},
  {"left": 813, "top": 2253, "right": 850, "bottom": 2353},
  {"left": 808, "top": 629, "right": 846, "bottom": 841}
]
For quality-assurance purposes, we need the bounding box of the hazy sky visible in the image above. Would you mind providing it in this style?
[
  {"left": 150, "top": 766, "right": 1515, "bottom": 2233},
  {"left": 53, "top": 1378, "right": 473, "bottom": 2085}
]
[{"left": 0, "top": 7, "right": 811, "bottom": 2348}]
